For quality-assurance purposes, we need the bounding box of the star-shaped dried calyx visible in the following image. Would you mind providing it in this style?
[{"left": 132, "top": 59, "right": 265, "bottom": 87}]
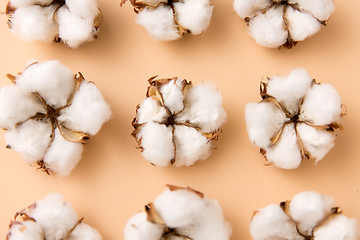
[
  {"left": 132, "top": 76, "right": 226, "bottom": 167},
  {"left": 233, "top": 0, "right": 335, "bottom": 48},
  {"left": 0, "top": 60, "right": 111, "bottom": 176},
  {"left": 124, "top": 185, "right": 231, "bottom": 240},
  {"left": 245, "top": 68, "right": 344, "bottom": 169},
  {"left": 5, "top": 0, "right": 102, "bottom": 48},
  {"left": 120, "top": 0, "right": 213, "bottom": 41},
  {"left": 250, "top": 191, "right": 359, "bottom": 240},
  {"left": 6, "top": 193, "right": 102, "bottom": 240}
]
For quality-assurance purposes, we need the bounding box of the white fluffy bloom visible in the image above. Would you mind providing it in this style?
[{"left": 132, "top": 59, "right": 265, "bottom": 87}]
[
  {"left": 132, "top": 77, "right": 227, "bottom": 167},
  {"left": 245, "top": 68, "right": 343, "bottom": 169},
  {"left": 121, "top": 0, "right": 213, "bottom": 41},
  {"left": 250, "top": 191, "right": 359, "bottom": 240},
  {"left": 6, "top": 193, "right": 102, "bottom": 240},
  {"left": 124, "top": 185, "right": 231, "bottom": 240},
  {"left": 0, "top": 60, "right": 111, "bottom": 176},
  {"left": 5, "top": 0, "right": 102, "bottom": 48},
  {"left": 233, "top": 0, "right": 335, "bottom": 48}
]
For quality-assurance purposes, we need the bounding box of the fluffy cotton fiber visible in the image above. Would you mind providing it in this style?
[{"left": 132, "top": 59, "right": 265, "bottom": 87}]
[
  {"left": 6, "top": 193, "right": 102, "bottom": 240},
  {"left": 6, "top": 0, "right": 102, "bottom": 48},
  {"left": 245, "top": 68, "right": 343, "bottom": 169},
  {"left": 122, "top": 0, "right": 213, "bottom": 41},
  {"left": 124, "top": 185, "right": 231, "bottom": 240},
  {"left": 250, "top": 191, "right": 359, "bottom": 240},
  {"left": 132, "top": 77, "right": 226, "bottom": 167},
  {"left": 233, "top": 0, "right": 335, "bottom": 48},
  {"left": 0, "top": 60, "right": 111, "bottom": 176}
]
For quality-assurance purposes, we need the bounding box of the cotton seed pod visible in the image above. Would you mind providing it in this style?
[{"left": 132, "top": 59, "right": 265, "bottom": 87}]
[
  {"left": 120, "top": 0, "right": 213, "bottom": 41},
  {"left": 124, "top": 185, "right": 232, "bottom": 240},
  {"left": 0, "top": 60, "right": 112, "bottom": 176},
  {"left": 5, "top": 0, "right": 102, "bottom": 48},
  {"left": 250, "top": 191, "right": 359, "bottom": 240},
  {"left": 132, "top": 76, "right": 227, "bottom": 167},
  {"left": 6, "top": 193, "right": 102, "bottom": 240},
  {"left": 233, "top": 0, "right": 335, "bottom": 48},
  {"left": 245, "top": 68, "right": 344, "bottom": 169}
]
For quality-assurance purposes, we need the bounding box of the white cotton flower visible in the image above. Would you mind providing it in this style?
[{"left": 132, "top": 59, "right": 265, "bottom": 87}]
[
  {"left": 233, "top": 0, "right": 335, "bottom": 48},
  {"left": 6, "top": 193, "right": 102, "bottom": 240},
  {"left": 245, "top": 68, "right": 343, "bottom": 169},
  {"left": 7, "top": 220, "right": 44, "bottom": 240},
  {"left": 5, "top": 0, "right": 102, "bottom": 48},
  {"left": 121, "top": 0, "right": 213, "bottom": 41},
  {"left": 0, "top": 60, "right": 111, "bottom": 176},
  {"left": 124, "top": 185, "right": 231, "bottom": 240},
  {"left": 250, "top": 191, "right": 359, "bottom": 240},
  {"left": 132, "top": 77, "right": 226, "bottom": 167}
]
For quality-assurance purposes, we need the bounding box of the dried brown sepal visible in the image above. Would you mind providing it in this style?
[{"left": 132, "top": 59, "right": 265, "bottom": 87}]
[
  {"left": 166, "top": 184, "right": 204, "bottom": 198},
  {"left": 181, "top": 79, "right": 193, "bottom": 97},
  {"left": 5, "top": 2, "right": 16, "bottom": 15},
  {"left": 312, "top": 207, "right": 342, "bottom": 233},
  {"left": 37, "top": 160, "right": 52, "bottom": 175},
  {"left": 279, "top": 200, "right": 291, "bottom": 215},
  {"left": 63, "top": 217, "right": 84, "bottom": 239},
  {"left": 251, "top": 210, "right": 259, "bottom": 221},
  {"left": 145, "top": 203, "right": 165, "bottom": 225},
  {"left": 57, "top": 124, "right": 90, "bottom": 144},
  {"left": 94, "top": 10, "right": 103, "bottom": 28},
  {"left": 6, "top": 74, "right": 16, "bottom": 83}
]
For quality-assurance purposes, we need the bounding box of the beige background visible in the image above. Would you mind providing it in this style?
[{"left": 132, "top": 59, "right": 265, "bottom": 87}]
[{"left": 0, "top": 0, "right": 360, "bottom": 239}]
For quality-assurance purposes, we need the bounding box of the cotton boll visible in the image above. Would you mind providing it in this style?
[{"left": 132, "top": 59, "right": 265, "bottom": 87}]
[
  {"left": 124, "top": 212, "right": 164, "bottom": 240},
  {"left": 247, "top": 6, "right": 288, "bottom": 48},
  {"left": 267, "top": 68, "right": 313, "bottom": 114},
  {"left": 177, "top": 82, "right": 227, "bottom": 133},
  {"left": 173, "top": 0, "right": 213, "bottom": 35},
  {"left": 136, "top": 5, "right": 180, "bottom": 41},
  {"left": 297, "top": 123, "right": 335, "bottom": 163},
  {"left": 7, "top": 221, "right": 44, "bottom": 240},
  {"left": 0, "top": 85, "right": 45, "bottom": 130},
  {"left": 15, "top": 61, "right": 75, "bottom": 108},
  {"left": 29, "top": 193, "right": 79, "bottom": 240},
  {"left": 250, "top": 204, "right": 302, "bottom": 240},
  {"left": 9, "top": 5, "right": 58, "bottom": 43},
  {"left": 137, "top": 121, "right": 175, "bottom": 166},
  {"left": 265, "top": 124, "right": 302, "bottom": 169},
  {"left": 172, "top": 125, "right": 211, "bottom": 167},
  {"left": 288, "top": 0, "right": 335, "bottom": 21},
  {"left": 313, "top": 214, "right": 359, "bottom": 240},
  {"left": 136, "top": 98, "right": 169, "bottom": 124},
  {"left": 286, "top": 7, "right": 321, "bottom": 42},
  {"left": 299, "top": 83, "right": 342, "bottom": 125},
  {"left": 289, "top": 191, "right": 334, "bottom": 236},
  {"left": 159, "top": 79, "right": 185, "bottom": 114},
  {"left": 233, "top": 0, "right": 272, "bottom": 18},
  {"left": 153, "top": 188, "right": 206, "bottom": 228},
  {"left": 43, "top": 128, "right": 83, "bottom": 176},
  {"left": 58, "top": 81, "right": 111, "bottom": 136},
  {"left": 177, "top": 198, "right": 232, "bottom": 240},
  {"left": 64, "top": 0, "right": 100, "bottom": 18},
  {"left": 245, "top": 102, "right": 287, "bottom": 149},
  {"left": 4, "top": 119, "right": 52, "bottom": 165},
  {"left": 68, "top": 223, "right": 102, "bottom": 240},
  {"left": 56, "top": 7, "right": 99, "bottom": 49}
]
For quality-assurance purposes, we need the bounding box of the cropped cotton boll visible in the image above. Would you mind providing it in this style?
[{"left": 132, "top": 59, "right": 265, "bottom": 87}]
[
  {"left": 245, "top": 68, "right": 343, "bottom": 169},
  {"left": 121, "top": 0, "right": 213, "bottom": 41},
  {"left": 250, "top": 191, "right": 359, "bottom": 240},
  {"left": 6, "top": 193, "right": 102, "bottom": 240},
  {"left": 124, "top": 185, "right": 231, "bottom": 240},
  {"left": 0, "top": 60, "right": 111, "bottom": 176},
  {"left": 5, "top": 0, "right": 102, "bottom": 48},
  {"left": 7, "top": 220, "right": 44, "bottom": 240},
  {"left": 132, "top": 77, "right": 226, "bottom": 167},
  {"left": 233, "top": 0, "right": 335, "bottom": 48}
]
